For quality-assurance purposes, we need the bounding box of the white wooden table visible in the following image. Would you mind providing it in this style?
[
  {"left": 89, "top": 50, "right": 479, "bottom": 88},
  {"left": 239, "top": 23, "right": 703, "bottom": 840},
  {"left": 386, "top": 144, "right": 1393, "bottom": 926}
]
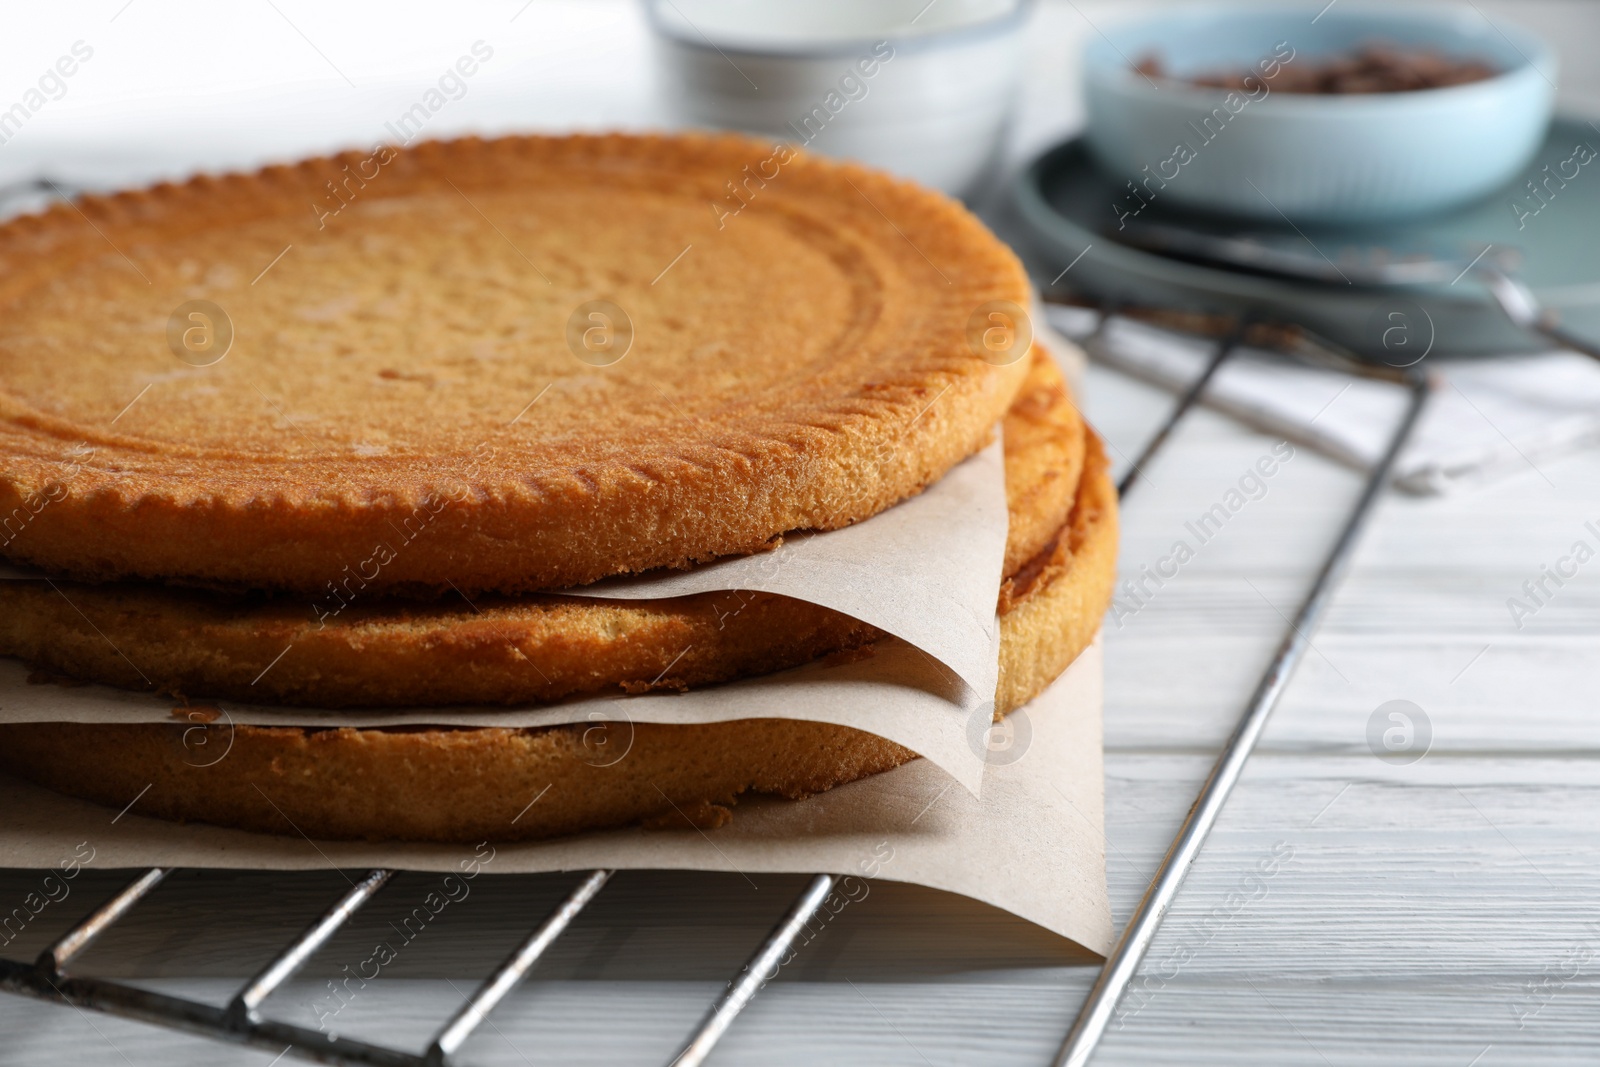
[{"left": 3, "top": 2, "right": 1599, "bottom": 1063}]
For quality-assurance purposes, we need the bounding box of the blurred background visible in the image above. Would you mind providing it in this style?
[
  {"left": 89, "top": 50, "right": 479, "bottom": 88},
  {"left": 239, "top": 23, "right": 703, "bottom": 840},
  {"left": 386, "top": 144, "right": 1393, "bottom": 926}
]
[{"left": 2, "top": 0, "right": 1592, "bottom": 193}]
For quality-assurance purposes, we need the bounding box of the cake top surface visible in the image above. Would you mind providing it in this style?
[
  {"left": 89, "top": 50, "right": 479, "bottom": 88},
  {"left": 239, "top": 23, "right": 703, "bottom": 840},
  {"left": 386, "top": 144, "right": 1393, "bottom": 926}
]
[{"left": 0, "top": 132, "right": 1030, "bottom": 593}]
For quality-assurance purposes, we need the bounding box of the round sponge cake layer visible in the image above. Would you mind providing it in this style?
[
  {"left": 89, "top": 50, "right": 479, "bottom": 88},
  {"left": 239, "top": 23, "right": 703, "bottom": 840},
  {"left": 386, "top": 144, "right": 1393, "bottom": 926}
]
[{"left": 0, "top": 133, "right": 1032, "bottom": 595}]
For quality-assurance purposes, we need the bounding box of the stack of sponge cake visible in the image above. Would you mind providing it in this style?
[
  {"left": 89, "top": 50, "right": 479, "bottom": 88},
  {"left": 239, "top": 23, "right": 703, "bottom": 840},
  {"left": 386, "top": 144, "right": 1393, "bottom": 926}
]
[{"left": 0, "top": 133, "right": 1116, "bottom": 841}]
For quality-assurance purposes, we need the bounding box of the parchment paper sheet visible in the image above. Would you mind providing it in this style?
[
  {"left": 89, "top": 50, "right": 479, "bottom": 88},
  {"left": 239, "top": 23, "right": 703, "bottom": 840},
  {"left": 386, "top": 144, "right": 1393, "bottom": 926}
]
[
  {"left": 0, "top": 639, "right": 1109, "bottom": 954},
  {"left": 578, "top": 438, "right": 1008, "bottom": 698},
  {"left": 0, "top": 634, "right": 993, "bottom": 791}
]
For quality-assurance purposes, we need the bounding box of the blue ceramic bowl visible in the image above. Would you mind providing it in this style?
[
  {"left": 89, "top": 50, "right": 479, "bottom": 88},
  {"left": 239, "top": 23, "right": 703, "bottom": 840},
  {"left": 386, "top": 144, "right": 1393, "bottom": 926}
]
[{"left": 1083, "top": 5, "right": 1556, "bottom": 223}]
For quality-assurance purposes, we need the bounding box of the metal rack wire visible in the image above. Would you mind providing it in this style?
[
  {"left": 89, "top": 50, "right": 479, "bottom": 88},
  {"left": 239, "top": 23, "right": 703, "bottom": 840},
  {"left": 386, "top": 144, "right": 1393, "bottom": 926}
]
[
  {"left": 0, "top": 291, "right": 1431, "bottom": 1067},
  {"left": 1043, "top": 295, "right": 1430, "bottom": 1066},
  {"left": 0, "top": 865, "right": 837, "bottom": 1067}
]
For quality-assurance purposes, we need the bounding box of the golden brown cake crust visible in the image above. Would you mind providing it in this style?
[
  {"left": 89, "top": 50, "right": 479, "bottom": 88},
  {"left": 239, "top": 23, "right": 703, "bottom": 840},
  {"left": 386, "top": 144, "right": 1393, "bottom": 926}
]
[
  {"left": 1002, "top": 347, "right": 1084, "bottom": 577},
  {"left": 0, "top": 436, "right": 1117, "bottom": 843},
  {"left": 996, "top": 430, "right": 1116, "bottom": 715},
  {"left": 0, "top": 718, "right": 920, "bottom": 844},
  {"left": 0, "top": 132, "right": 1031, "bottom": 595},
  {"left": 0, "top": 350, "right": 1078, "bottom": 708}
]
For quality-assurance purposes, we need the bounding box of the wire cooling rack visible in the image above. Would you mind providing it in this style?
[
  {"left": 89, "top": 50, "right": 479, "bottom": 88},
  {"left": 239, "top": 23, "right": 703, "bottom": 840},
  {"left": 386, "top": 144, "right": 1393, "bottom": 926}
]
[{"left": 0, "top": 282, "right": 1431, "bottom": 1066}]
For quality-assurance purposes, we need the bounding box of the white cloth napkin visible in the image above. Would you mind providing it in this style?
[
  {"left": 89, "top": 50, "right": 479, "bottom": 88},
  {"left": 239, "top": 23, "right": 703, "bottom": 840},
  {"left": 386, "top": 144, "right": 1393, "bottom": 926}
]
[{"left": 1045, "top": 305, "right": 1600, "bottom": 494}]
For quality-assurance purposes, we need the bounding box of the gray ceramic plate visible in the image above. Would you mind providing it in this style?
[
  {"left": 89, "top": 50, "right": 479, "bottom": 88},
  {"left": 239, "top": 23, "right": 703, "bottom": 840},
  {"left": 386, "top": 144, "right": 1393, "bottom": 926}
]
[{"left": 1013, "top": 116, "right": 1600, "bottom": 359}]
